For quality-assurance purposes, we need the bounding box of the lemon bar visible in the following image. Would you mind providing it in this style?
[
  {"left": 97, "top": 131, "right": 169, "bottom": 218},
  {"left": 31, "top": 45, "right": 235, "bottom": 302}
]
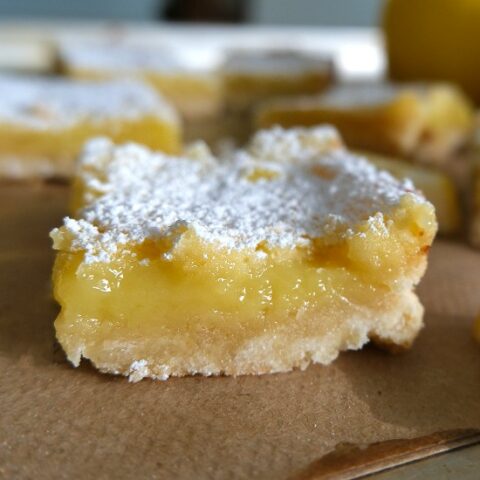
[
  {"left": 0, "top": 75, "right": 180, "bottom": 180},
  {"left": 51, "top": 127, "right": 437, "bottom": 381},
  {"left": 256, "top": 83, "right": 474, "bottom": 164},
  {"left": 222, "top": 50, "right": 333, "bottom": 113},
  {"left": 361, "top": 151, "right": 462, "bottom": 235},
  {"left": 59, "top": 42, "right": 221, "bottom": 119}
]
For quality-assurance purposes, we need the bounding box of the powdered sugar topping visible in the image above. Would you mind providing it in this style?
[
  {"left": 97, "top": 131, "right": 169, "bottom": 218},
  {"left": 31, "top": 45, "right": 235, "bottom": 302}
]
[
  {"left": 60, "top": 42, "right": 212, "bottom": 75},
  {"left": 223, "top": 50, "right": 331, "bottom": 75},
  {"left": 52, "top": 127, "right": 428, "bottom": 263},
  {"left": 0, "top": 74, "right": 178, "bottom": 129}
]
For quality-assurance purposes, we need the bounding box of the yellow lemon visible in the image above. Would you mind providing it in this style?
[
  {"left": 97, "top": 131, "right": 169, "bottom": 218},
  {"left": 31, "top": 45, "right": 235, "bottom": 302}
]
[{"left": 384, "top": 0, "right": 480, "bottom": 103}]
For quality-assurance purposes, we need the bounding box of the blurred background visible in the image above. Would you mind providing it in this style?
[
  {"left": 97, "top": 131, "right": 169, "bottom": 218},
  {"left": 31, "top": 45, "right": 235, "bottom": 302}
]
[
  {"left": 0, "top": 0, "right": 479, "bottom": 223},
  {"left": 0, "top": 0, "right": 387, "bottom": 81},
  {"left": 0, "top": 0, "right": 382, "bottom": 25}
]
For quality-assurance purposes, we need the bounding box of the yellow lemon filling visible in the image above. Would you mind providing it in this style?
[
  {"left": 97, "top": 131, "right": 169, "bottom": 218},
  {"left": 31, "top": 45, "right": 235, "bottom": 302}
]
[{"left": 0, "top": 116, "right": 179, "bottom": 170}]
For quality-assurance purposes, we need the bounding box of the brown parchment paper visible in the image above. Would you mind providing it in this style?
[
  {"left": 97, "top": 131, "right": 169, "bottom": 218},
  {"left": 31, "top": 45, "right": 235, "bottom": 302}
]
[{"left": 1, "top": 184, "right": 479, "bottom": 480}]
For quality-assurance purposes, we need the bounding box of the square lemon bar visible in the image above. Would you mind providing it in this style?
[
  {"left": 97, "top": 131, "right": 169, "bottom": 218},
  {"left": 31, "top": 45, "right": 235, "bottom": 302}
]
[
  {"left": 0, "top": 75, "right": 180, "bottom": 180},
  {"left": 256, "top": 83, "right": 474, "bottom": 164},
  {"left": 59, "top": 42, "right": 222, "bottom": 120},
  {"left": 51, "top": 127, "right": 437, "bottom": 381},
  {"left": 222, "top": 49, "right": 333, "bottom": 113}
]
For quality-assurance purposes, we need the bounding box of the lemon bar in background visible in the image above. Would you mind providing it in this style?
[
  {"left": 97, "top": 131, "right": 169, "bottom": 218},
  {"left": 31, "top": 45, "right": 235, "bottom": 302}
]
[
  {"left": 256, "top": 83, "right": 474, "bottom": 164},
  {"left": 51, "top": 126, "right": 437, "bottom": 381},
  {"left": 360, "top": 151, "right": 462, "bottom": 235},
  {"left": 59, "top": 42, "right": 222, "bottom": 120},
  {"left": 222, "top": 49, "right": 333, "bottom": 113},
  {"left": 0, "top": 75, "right": 180, "bottom": 180}
]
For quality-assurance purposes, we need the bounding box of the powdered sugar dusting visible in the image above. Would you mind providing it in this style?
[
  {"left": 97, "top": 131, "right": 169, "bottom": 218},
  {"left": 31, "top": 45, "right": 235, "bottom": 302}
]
[
  {"left": 60, "top": 42, "right": 212, "bottom": 75},
  {"left": 223, "top": 50, "right": 331, "bottom": 75},
  {"left": 319, "top": 83, "right": 404, "bottom": 107},
  {"left": 275, "top": 83, "right": 426, "bottom": 110},
  {"left": 52, "top": 127, "right": 428, "bottom": 263},
  {"left": 0, "top": 74, "right": 178, "bottom": 130},
  {"left": 247, "top": 125, "right": 342, "bottom": 161}
]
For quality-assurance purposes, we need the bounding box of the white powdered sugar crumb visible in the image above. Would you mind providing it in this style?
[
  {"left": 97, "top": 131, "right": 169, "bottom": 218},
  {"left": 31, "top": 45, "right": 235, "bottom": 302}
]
[
  {"left": 0, "top": 74, "right": 178, "bottom": 130},
  {"left": 247, "top": 125, "right": 342, "bottom": 162},
  {"left": 128, "top": 359, "right": 150, "bottom": 383},
  {"left": 53, "top": 127, "right": 429, "bottom": 263}
]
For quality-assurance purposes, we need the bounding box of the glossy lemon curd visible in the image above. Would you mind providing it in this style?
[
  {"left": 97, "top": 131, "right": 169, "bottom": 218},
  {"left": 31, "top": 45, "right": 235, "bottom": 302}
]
[{"left": 52, "top": 195, "right": 436, "bottom": 371}]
